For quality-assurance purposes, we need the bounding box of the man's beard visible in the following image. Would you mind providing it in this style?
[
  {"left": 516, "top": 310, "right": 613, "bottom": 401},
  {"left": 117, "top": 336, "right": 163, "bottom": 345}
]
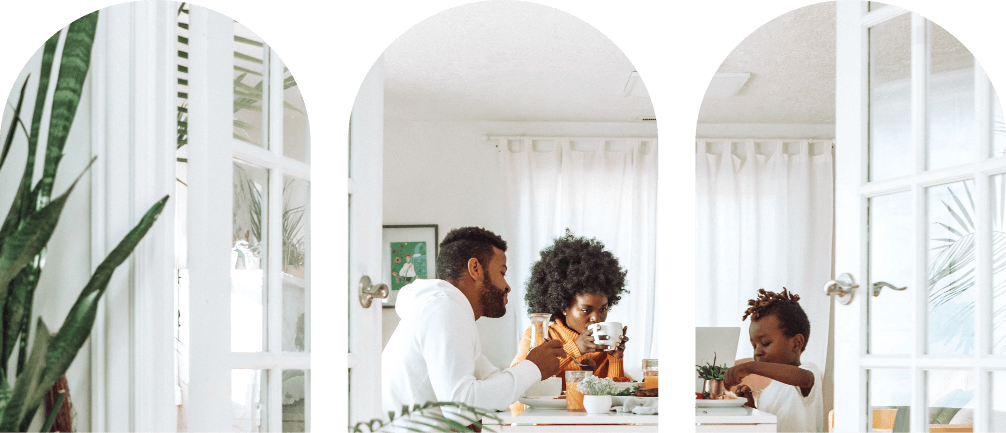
[{"left": 479, "top": 277, "right": 508, "bottom": 318}]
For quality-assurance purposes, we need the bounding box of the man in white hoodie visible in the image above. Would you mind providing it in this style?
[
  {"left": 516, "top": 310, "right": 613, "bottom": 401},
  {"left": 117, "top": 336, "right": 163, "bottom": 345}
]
[{"left": 382, "top": 227, "right": 565, "bottom": 427}]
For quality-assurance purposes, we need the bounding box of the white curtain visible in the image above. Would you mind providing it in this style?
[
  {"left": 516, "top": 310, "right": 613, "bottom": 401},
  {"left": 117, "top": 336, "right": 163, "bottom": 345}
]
[
  {"left": 500, "top": 137, "right": 658, "bottom": 380},
  {"left": 695, "top": 139, "right": 833, "bottom": 369}
]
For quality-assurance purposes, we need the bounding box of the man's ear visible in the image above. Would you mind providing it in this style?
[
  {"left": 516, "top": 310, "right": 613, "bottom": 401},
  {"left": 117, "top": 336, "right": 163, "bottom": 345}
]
[{"left": 466, "top": 257, "right": 482, "bottom": 281}]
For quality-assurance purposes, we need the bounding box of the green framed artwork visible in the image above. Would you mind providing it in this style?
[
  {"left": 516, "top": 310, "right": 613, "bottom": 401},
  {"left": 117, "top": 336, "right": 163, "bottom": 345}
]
[{"left": 382, "top": 225, "right": 438, "bottom": 307}]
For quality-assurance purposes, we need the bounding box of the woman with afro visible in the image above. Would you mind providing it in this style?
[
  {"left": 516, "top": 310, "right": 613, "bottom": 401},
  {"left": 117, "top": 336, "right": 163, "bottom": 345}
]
[{"left": 509, "top": 230, "right": 632, "bottom": 384}]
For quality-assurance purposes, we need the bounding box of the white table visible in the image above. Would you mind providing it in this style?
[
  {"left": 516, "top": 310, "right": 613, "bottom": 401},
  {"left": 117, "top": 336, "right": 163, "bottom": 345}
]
[
  {"left": 696, "top": 406, "right": 777, "bottom": 432},
  {"left": 495, "top": 406, "right": 658, "bottom": 432}
]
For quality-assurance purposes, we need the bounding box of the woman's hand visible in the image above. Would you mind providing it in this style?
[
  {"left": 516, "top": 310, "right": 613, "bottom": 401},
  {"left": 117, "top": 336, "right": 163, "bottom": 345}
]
[
  {"left": 574, "top": 327, "right": 607, "bottom": 355},
  {"left": 610, "top": 326, "right": 629, "bottom": 359}
]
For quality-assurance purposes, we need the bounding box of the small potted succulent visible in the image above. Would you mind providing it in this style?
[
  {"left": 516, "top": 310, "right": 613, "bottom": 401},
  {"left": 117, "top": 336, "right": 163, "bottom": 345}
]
[{"left": 695, "top": 352, "right": 729, "bottom": 399}]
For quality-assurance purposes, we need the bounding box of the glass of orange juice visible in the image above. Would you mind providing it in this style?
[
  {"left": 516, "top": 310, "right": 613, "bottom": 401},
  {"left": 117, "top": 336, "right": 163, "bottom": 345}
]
[
  {"left": 565, "top": 370, "right": 592, "bottom": 411},
  {"left": 642, "top": 359, "right": 658, "bottom": 389}
]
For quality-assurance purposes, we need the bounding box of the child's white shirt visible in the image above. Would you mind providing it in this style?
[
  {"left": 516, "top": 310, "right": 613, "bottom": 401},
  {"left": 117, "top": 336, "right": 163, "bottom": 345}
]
[{"left": 756, "top": 361, "right": 824, "bottom": 433}]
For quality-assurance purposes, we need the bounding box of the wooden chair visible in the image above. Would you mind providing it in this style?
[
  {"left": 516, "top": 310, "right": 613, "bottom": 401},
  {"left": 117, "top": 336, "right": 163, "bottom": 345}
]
[{"left": 827, "top": 408, "right": 975, "bottom": 432}]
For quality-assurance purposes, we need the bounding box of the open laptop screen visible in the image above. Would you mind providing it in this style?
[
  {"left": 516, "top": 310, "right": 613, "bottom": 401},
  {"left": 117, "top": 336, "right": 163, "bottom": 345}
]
[{"left": 695, "top": 327, "right": 741, "bottom": 392}]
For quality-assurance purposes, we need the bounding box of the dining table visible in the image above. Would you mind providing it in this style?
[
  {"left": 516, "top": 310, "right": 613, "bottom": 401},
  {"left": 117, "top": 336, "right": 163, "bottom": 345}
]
[
  {"left": 492, "top": 403, "right": 658, "bottom": 432},
  {"left": 695, "top": 405, "right": 777, "bottom": 432}
]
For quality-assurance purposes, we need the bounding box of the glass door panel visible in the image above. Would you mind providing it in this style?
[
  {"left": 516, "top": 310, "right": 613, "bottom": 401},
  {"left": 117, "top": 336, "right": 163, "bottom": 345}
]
[
  {"left": 993, "top": 371, "right": 1006, "bottom": 431},
  {"left": 870, "top": 191, "right": 914, "bottom": 355},
  {"left": 869, "top": 13, "right": 912, "bottom": 182},
  {"left": 282, "top": 370, "right": 308, "bottom": 432},
  {"left": 868, "top": 368, "right": 911, "bottom": 432},
  {"left": 993, "top": 94, "right": 1005, "bottom": 158},
  {"left": 993, "top": 174, "right": 1006, "bottom": 354},
  {"left": 282, "top": 71, "right": 308, "bottom": 163},
  {"left": 926, "top": 370, "right": 974, "bottom": 431},
  {"left": 927, "top": 180, "right": 976, "bottom": 355},
  {"left": 282, "top": 175, "right": 308, "bottom": 352},
  {"left": 233, "top": 22, "right": 266, "bottom": 148},
  {"left": 233, "top": 369, "right": 267, "bottom": 432},
  {"left": 926, "top": 22, "right": 975, "bottom": 171},
  {"left": 233, "top": 161, "right": 269, "bottom": 352}
]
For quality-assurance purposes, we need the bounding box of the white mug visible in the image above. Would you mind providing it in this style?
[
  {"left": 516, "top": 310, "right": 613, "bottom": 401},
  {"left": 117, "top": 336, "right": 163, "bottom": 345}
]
[{"left": 588, "top": 322, "right": 623, "bottom": 349}]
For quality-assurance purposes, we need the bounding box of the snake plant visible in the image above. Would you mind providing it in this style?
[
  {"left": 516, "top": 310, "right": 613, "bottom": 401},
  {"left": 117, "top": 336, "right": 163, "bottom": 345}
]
[{"left": 0, "top": 11, "right": 168, "bottom": 431}]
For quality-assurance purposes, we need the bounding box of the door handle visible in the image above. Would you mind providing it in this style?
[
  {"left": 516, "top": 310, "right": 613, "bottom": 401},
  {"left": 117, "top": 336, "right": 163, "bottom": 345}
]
[
  {"left": 823, "top": 273, "right": 858, "bottom": 305},
  {"left": 872, "top": 281, "right": 907, "bottom": 297},
  {"left": 358, "top": 275, "right": 389, "bottom": 308}
]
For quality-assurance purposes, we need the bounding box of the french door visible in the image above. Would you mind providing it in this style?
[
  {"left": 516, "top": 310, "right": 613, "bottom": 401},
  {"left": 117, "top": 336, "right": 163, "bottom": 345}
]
[
  {"left": 186, "top": 6, "right": 311, "bottom": 431},
  {"left": 834, "top": 2, "right": 1005, "bottom": 432},
  {"left": 346, "top": 58, "right": 386, "bottom": 426}
]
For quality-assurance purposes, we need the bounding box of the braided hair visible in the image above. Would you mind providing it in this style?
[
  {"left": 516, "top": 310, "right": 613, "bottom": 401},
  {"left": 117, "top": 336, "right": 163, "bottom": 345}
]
[{"left": 743, "top": 288, "right": 810, "bottom": 350}]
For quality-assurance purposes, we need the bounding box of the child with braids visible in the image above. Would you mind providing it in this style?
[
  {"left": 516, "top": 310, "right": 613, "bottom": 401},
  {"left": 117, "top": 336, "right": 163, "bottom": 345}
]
[{"left": 724, "top": 288, "right": 823, "bottom": 433}]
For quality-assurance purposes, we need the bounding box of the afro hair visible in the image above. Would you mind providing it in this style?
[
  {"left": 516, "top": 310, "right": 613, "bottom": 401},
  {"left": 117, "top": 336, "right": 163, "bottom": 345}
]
[
  {"left": 743, "top": 288, "right": 811, "bottom": 349},
  {"left": 524, "top": 230, "right": 628, "bottom": 318},
  {"left": 436, "top": 226, "right": 507, "bottom": 283}
]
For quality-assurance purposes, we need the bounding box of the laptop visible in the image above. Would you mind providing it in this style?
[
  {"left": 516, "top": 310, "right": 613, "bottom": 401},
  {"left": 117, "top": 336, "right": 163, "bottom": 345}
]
[{"left": 695, "top": 327, "right": 741, "bottom": 392}]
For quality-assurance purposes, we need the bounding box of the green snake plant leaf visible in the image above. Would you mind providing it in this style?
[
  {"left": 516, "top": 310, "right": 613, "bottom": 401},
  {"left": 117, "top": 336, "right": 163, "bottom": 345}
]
[
  {"left": 0, "top": 157, "right": 94, "bottom": 303},
  {"left": 38, "top": 389, "right": 64, "bottom": 433},
  {"left": 34, "top": 11, "right": 98, "bottom": 204},
  {"left": 40, "top": 195, "right": 169, "bottom": 393},
  {"left": 0, "top": 78, "right": 29, "bottom": 171},
  {"left": 0, "top": 370, "right": 10, "bottom": 414},
  {"left": 0, "top": 319, "right": 52, "bottom": 432}
]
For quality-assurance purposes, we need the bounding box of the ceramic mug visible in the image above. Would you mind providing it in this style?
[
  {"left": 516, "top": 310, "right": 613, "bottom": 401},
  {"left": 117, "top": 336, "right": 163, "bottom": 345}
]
[{"left": 587, "top": 321, "right": 623, "bottom": 349}]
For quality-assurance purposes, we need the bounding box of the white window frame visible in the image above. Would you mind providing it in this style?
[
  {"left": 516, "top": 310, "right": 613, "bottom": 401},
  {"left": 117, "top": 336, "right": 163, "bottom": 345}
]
[
  {"left": 89, "top": 2, "right": 178, "bottom": 431},
  {"left": 186, "top": 6, "right": 311, "bottom": 431}
]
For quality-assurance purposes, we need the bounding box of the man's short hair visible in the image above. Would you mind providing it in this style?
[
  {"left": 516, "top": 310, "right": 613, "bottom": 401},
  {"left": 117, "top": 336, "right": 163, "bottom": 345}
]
[{"left": 436, "top": 227, "right": 507, "bottom": 283}]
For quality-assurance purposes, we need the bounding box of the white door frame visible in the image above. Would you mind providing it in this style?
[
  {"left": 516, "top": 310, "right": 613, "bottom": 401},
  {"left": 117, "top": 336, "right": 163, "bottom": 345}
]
[
  {"left": 89, "top": 2, "right": 177, "bottom": 431},
  {"left": 186, "top": 6, "right": 313, "bottom": 430},
  {"left": 834, "top": 2, "right": 1004, "bottom": 431},
  {"left": 346, "top": 57, "right": 385, "bottom": 426}
]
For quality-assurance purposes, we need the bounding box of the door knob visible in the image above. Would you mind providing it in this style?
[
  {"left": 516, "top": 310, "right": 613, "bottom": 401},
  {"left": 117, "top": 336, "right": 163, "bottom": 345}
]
[
  {"left": 358, "top": 275, "right": 389, "bottom": 308},
  {"left": 872, "top": 281, "right": 907, "bottom": 297},
  {"left": 823, "top": 273, "right": 858, "bottom": 305}
]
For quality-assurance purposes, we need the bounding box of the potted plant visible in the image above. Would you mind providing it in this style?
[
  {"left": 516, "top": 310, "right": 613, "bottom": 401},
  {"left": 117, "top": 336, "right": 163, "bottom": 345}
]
[
  {"left": 576, "top": 376, "right": 622, "bottom": 414},
  {"left": 696, "top": 352, "right": 729, "bottom": 399},
  {"left": 349, "top": 401, "right": 501, "bottom": 432},
  {"left": 0, "top": 11, "right": 169, "bottom": 431}
]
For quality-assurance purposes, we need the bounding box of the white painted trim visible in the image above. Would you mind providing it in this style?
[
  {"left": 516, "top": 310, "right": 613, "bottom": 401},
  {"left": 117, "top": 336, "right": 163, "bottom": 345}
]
[
  {"left": 186, "top": 7, "right": 233, "bottom": 432},
  {"left": 130, "top": 2, "right": 179, "bottom": 431},
  {"left": 88, "top": 4, "right": 178, "bottom": 430},
  {"left": 89, "top": 9, "right": 108, "bottom": 432}
]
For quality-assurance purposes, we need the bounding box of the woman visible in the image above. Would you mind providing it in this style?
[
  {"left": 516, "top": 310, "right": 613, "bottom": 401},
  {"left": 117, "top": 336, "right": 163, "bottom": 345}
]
[{"left": 510, "top": 230, "right": 632, "bottom": 384}]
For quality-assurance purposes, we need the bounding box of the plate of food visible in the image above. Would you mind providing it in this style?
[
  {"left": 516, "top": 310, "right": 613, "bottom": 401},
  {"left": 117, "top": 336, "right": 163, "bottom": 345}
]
[
  {"left": 517, "top": 395, "right": 567, "bottom": 409},
  {"left": 695, "top": 395, "right": 746, "bottom": 408}
]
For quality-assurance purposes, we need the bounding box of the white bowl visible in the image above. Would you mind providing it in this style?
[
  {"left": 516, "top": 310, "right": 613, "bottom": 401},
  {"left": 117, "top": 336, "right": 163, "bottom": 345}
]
[{"left": 583, "top": 395, "right": 612, "bottom": 413}]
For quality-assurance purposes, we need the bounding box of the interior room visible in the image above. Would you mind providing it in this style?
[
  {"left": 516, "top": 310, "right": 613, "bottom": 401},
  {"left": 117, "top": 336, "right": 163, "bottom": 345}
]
[
  {"left": 346, "top": 1, "right": 660, "bottom": 429},
  {"left": 694, "top": 2, "right": 1006, "bottom": 432},
  {"left": 0, "top": 3, "right": 311, "bottom": 431}
]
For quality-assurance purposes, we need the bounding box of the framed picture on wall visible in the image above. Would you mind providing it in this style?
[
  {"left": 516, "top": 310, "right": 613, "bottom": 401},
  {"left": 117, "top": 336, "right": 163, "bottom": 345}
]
[{"left": 382, "top": 224, "right": 439, "bottom": 307}]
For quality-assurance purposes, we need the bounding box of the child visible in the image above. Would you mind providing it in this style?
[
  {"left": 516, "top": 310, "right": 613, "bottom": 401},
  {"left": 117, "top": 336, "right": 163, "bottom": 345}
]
[{"left": 724, "top": 288, "right": 823, "bottom": 433}]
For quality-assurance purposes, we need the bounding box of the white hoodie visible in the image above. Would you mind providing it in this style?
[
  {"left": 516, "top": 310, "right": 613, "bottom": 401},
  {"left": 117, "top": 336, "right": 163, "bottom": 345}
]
[{"left": 381, "top": 279, "right": 541, "bottom": 421}]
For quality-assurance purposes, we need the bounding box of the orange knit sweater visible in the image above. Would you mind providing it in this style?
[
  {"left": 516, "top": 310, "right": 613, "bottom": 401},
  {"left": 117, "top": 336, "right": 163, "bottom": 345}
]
[{"left": 509, "top": 319, "right": 631, "bottom": 383}]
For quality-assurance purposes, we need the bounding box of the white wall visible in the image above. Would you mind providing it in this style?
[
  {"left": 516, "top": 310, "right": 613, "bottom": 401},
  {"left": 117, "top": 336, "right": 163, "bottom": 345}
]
[
  {"left": 1, "top": 42, "right": 92, "bottom": 432},
  {"left": 382, "top": 119, "right": 657, "bottom": 368}
]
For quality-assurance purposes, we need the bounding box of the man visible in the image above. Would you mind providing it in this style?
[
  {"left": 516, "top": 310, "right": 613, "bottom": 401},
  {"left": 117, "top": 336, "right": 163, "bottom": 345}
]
[{"left": 382, "top": 226, "right": 565, "bottom": 425}]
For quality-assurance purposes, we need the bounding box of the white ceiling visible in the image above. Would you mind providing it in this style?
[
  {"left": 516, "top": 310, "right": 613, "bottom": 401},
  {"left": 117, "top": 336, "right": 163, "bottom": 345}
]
[
  {"left": 698, "top": 2, "right": 837, "bottom": 125},
  {"left": 382, "top": 1, "right": 655, "bottom": 123},
  {"left": 697, "top": 2, "right": 978, "bottom": 125}
]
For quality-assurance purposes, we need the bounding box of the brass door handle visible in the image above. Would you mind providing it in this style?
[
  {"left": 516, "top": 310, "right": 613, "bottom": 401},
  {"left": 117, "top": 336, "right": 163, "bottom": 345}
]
[
  {"left": 823, "top": 273, "right": 858, "bottom": 305},
  {"left": 358, "top": 275, "right": 389, "bottom": 308},
  {"left": 872, "top": 281, "right": 907, "bottom": 297}
]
